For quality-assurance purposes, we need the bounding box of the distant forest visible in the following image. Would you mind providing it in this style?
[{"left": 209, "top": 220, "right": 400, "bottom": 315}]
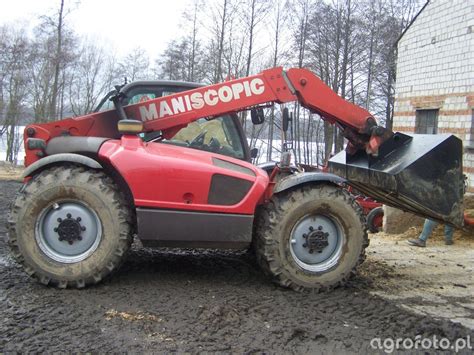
[{"left": 0, "top": 0, "right": 423, "bottom": 165}]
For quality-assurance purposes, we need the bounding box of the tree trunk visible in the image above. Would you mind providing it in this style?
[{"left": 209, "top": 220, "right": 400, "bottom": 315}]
[
  {"left": 215, "top": 0, "right": 228, "bottom": 84},
  {"left": 336, "top": 0, "right": 353, "bottom": 154},
  {"left": 48, "top": 0, "right": 65, "bottom": 121}
]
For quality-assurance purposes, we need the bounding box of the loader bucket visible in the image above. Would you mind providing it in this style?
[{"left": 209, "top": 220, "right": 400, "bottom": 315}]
[{"left": 328, "top": 133, "right": 465, "bottom": 228}]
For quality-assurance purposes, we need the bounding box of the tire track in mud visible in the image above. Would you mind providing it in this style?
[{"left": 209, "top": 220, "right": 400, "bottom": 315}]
[{"left": 1, "top": 180, "right": 472, "bottom": 352}]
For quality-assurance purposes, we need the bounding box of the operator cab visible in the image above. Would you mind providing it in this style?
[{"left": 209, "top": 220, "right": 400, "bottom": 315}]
[{"left": 95, "top": 81, "right": 252, "bottom": 162}]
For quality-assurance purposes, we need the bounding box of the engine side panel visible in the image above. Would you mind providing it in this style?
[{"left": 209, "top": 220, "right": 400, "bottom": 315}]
[{"left": 98, "top": 136, "right": 269, "bottom": 215}]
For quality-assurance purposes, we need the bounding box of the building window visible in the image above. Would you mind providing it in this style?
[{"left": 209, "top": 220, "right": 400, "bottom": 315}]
[{"left": 415, "top": 109, "right": 438, "bottom": 134}]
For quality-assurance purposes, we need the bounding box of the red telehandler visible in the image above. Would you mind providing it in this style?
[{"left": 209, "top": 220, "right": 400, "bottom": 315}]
[{"left": 7, "top": 67, "right": 467, "bottom": 291}]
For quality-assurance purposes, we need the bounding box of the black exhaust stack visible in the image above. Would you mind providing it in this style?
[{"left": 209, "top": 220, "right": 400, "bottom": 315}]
[{"left": 328, "top": 133, "right": 464, "bottom": 228}]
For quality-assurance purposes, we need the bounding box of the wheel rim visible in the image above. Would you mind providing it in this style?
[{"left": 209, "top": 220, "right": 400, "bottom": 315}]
[
  {"left": 289, "top": 213, "right": 344, "bottom": 273},
  {"left": 36, "top": 200, "right": 102, "bottom": 263},
  {"left": 373, "top": 213, "right": 383, "bottom": 229}
]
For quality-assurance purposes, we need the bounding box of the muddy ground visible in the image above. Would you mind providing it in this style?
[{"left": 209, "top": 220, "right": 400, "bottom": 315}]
[{"left": 1, "top": 179, "right": 473, "bottom": 353}]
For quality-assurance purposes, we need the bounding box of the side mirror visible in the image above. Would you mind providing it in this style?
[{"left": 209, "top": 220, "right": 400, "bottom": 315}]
[
  {"left": 251, "top": 108, "right": 265, "bottom": 125},
  {"left": 282, "top": 107, "right": 290, "bottom": 132},
  {"left": 250, "top": 147, "right": 258, "bottom": 159},
  {"left": 118, "top": 119, "right": 143, "bottom": 135}
]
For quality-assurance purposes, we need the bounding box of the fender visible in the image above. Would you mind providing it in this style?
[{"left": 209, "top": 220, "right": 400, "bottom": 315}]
[
  {"left": 257, "top": 161, "right": 278, "bottom": 173},
  {"left": 44, "top": 136, "right": 110, "bottom": 156},
  {"left": 273, "top": 172, "right": 346, "bottom": 193},
  {"left": 23, "top": 153, "right": 102, "bottom": 178}
]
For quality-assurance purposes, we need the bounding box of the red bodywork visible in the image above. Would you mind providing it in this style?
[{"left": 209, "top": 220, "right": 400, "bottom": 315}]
[
  {"left": 346, "top": 186, "right": 382, "bottom": 215},
  {"left": 99, "top": 136, "right": 268, "bottom": 214},
  {"left": 356, "top": 197, "right": 382, "bottom": 216}
]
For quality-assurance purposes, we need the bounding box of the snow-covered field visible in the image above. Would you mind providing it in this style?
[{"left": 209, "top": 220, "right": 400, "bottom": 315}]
[
  {"left": 251, "top": 138, "right": 323, "bottom": 165},
  {"left": 0, "top": 126, "right": 25, "bottom": 165}
]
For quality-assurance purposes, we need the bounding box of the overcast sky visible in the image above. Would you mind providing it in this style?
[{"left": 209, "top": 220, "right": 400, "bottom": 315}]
[{"left": 0, "top": 0, "right": 190, "bottom": 59}]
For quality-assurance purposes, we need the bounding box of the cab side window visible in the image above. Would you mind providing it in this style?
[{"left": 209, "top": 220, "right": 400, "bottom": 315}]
[
  {"left": 128, "top": 93, "right": 157, "bottom": 105},
  {"left": 159, "top": 116, "right": 245, "bottom": 160}
]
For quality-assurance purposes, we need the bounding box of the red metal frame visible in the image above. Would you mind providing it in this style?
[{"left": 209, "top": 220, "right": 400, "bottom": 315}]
[{"left": 356, "top": 197, "right": 382, "bottom": 216}]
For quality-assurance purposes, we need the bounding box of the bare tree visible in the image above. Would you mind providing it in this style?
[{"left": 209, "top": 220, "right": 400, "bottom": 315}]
[
  {"left": 31, "top": 0, "right": 77, "bottom": 122},
  {"left": 0, "top": 26, "right": 32, "bottom": 163},
  {"left": 266, "top": 0, "right": 288, "bottom": 161},
  {"left": 211, "top": 0, "right": 231, "bottom": 83},
  {"left": 184, "top": 0, "right": 203, "bottom": 82},
  {"left": 241, "top": 0, "right": 270, "bottom": 135},
  {"left": 117, "top": 47, "right": 150, "bottom": 81},
  {"left": 156, "top": 0, "right": 209, "bottom": 83},
  {"left": 49, "top": 0, "right": 65, "bottom": 120},
  {"left": 289, "top": 0, "right": 313, "bottom": 164},
  {"left": 67, "top": 40, "right": 117, "bottom": 116}
]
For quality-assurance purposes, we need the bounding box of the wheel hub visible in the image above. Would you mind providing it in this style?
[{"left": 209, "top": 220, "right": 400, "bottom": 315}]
[
  {"left": 289, "top": 214, "right": 344, "bottom": 272},
  {"left": 302, "top": 226, "right": 329, "bottom": 254},
  {"left": 55, "top": 214, "right": 86, "bottom": 245},
  {"left": 36, "top": 201, "right": 102, "bottom": 263}
]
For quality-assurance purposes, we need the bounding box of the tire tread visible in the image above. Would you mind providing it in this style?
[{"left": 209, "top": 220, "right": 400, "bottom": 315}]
[
  {"left": 7, "top": 165, "right": 133, "bottom": 289},
  {"left": 254, "top": 184, "right": 368, "bottom": 292}
]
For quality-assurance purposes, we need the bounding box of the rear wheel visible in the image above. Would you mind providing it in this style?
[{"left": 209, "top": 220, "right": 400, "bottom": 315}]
[
  {"left": 7, "top": 165, "right": 133, "bottom": 288},
  {"left": 254, "top": 184, "right": 368, "bottom": 291},
  {"left": 367, "top": 206, "right": 384, "bottom": 233}
]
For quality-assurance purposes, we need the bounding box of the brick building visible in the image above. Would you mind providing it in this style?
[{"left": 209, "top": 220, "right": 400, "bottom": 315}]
[{"left": 393, "top": 0, "right": 474, "bottom": 191}]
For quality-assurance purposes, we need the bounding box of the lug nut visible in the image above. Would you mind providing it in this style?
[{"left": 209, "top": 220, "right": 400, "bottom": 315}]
[
  {"left": 81, "top": 226, "right": 86, "bottom": 231},
  {"left": 302, "top": 233, "right": 307, "bottom": 238},
  {"left": 76, "top": 217, "right": 81, "bottom": 222},
  {"left": 57, "top": 218, "right": 62, "bottom": 223},
  {"left": 318, "top": 225, "right": 323, "bottom": 230},
  {"left": 78, "top": 236, "right": 82, "bottom": 241},
  {"left": 309, "top": 249, "right": 314, "bottom": 254},
  {"left": 54, "top": 227, "right": 58, "bottom": 232},
  {"left": 302, "top": 243, "right": 307, "bottom": 248},
  {"left": 68, "top": 241, "right": 73, "bottom": 245},
  {"left": 67, "top": 213, "right": 72, "bottom": 218},
  {"left": 309, "top": 226, "right": 314, "bottom": 231}
]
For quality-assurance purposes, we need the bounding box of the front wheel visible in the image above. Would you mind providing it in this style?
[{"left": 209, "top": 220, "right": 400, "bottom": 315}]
[
  {"left": 7, "top": 165, "right": 133, "bottom": 288},
  {"left": 254, "top": 184, "right": 368, "bottom": 291}
]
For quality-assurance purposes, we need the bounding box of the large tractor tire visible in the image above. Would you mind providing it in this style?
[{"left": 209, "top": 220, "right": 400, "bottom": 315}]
[
  {"left": 254, "top": 184, "right": 368, "bottom": 292},
  {"left": 7, "top": 165, "right": 133, "bottom": 288}
]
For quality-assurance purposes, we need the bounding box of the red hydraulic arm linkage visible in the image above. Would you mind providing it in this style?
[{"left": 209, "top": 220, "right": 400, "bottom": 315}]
[
  {"left": 23, "top": 67, "right": 390, "bottom": 167},
  {"left": 123, "top": 67, "right": 390, "bottom": 156}
]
